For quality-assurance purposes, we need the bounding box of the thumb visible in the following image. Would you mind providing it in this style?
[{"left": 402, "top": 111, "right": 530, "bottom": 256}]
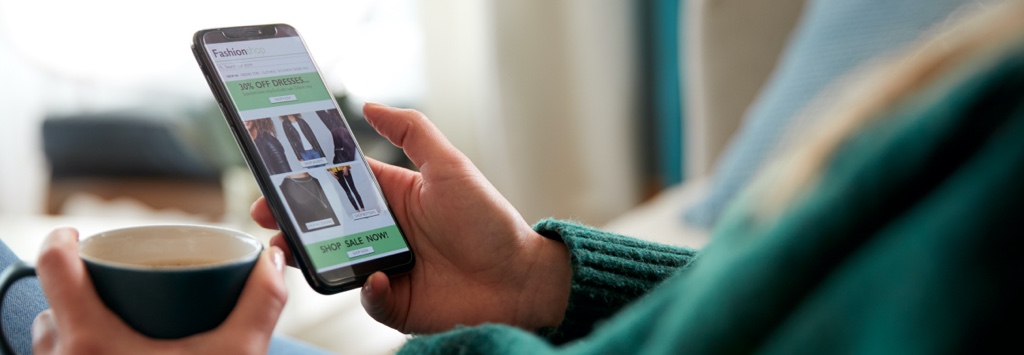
[
  {"left": 218, "top": 246, "right": 287, "bottom": 337},
  {"left": 35, "top": 228, "right": 112, "bottom": 327},
  {"left": 362, "top": 102, "right": 468, "bottom": 171},
  {"left": 360, "top": 272, "right": 401, "bottom": 330}
]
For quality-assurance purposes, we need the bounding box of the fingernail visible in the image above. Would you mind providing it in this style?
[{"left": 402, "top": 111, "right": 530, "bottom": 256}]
[
  {"left": 270, "top": 246, "right": 284, "bottom": 272},
  {"left": 362, "top": 273, "right": 374, "bottom": 294},
  {"left": 32, "top": 309, "right": 55, "bottom": 345}
]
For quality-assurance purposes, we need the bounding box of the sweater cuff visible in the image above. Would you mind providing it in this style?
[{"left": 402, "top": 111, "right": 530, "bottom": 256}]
[{"left": 532, "top": 219, "right": 699, "bottom": 344}]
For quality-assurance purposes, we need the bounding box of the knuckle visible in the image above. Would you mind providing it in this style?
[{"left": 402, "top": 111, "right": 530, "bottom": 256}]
[
  {"left": 260, "top": 276, "right": 288, "bottom": 310},
  {"left": 408, "top": 109, "right": 429, "bottom": 121}
]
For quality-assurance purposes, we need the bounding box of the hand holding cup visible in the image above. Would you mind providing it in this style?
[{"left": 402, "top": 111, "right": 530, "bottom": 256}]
[{"left": 0, "top": 226, "right": 287, "bottom": 354}]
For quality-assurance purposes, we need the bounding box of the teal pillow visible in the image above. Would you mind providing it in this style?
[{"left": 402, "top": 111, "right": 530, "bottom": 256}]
[{"left": 684, "top": 0, "right": 997, "bottom": 228}]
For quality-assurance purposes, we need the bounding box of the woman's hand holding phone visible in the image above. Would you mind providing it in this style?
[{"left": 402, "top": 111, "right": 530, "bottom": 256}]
[{"left": 251, "top": 103, "right": 573, "bottom": 334}]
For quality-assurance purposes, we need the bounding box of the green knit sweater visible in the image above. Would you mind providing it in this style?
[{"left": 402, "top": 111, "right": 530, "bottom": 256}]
[
  {"left": 398, "top": 219, "right": 701, "bottom": 354},
  {"left": 398, "top": 23, "right": 1024, "bottom": 355}
]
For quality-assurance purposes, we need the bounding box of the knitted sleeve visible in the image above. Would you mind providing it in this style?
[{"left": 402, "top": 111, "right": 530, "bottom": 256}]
[
  {"left": 532, "top": 219, "right": 699, "bottom": 344},
  {"left": 396, "top": 219, "right": 700, "bottom": 354}
]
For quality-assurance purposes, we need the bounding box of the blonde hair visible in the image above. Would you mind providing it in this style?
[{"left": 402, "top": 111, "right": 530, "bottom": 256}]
[{"left": 746, "top": 1, "right": 1024, "bottom": 222}]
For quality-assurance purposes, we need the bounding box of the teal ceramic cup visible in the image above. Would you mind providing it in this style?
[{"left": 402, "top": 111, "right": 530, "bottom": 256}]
[{"left": 0, "top": 225, "right": 263, "bottom": 350}]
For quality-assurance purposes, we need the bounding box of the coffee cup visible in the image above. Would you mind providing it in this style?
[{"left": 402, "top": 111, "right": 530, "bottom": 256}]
[{"left": 0, "top": 224, "right": 263, "bottom": 351}]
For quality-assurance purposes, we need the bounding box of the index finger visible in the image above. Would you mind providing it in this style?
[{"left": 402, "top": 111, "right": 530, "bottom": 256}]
[
  {"left": 250, "top": 197, "right": 280, "bottom": 230},
  {"left": 362, "top": 103, "right": 470, "bottom": 172}
]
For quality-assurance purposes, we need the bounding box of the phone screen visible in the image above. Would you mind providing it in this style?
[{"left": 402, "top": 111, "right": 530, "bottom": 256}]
[{"left": 194, "top": 25, "right": 412, "bottom": 292}]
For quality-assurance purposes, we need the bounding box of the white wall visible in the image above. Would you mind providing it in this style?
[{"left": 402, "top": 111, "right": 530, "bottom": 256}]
[
  {"left": 0, "top": 35, "right": 48, "bottom": 214},
  {"left": 420, "top": 0, "right": 644, "bottom": 224}
]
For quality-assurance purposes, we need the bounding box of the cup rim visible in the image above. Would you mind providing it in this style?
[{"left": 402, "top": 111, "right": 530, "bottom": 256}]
[{"left": 78, "top": 224, "right": 264, "bottom": 272}]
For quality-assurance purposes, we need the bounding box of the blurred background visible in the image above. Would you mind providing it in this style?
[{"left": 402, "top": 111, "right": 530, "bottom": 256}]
[
  {"left": 0, "top": 0, "right": 692, "bottom": 353},
  {"left": 0, "top": 0, "right": 687, "bottom": 226}
]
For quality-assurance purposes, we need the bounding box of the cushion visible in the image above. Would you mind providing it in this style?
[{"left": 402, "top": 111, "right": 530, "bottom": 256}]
[{"left": 684, "top": 0, "right": 997, "bottom": 228}]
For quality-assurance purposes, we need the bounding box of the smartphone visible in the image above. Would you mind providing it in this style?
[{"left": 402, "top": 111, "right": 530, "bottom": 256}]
[{"left": 192, "top": 24, "right": 414, "bottom": 294}]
